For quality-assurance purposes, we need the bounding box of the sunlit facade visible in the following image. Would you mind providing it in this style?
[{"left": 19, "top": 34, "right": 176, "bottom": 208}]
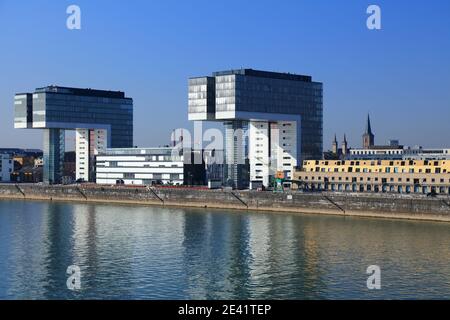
[
  {"left": 295, "top": 159, "right": 450, "bottom": 194},
  {"left": 96, "top": 148, "right": 185, "bottom": 185},
  {"left": 189, "top": 69, "right": 323, "bottom": 189}
]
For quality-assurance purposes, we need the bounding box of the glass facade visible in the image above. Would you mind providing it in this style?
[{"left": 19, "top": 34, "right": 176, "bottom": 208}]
[
  {"left": 188, "top": 77, "right": 216, "bottom": 120},
  {"left": 13, "top": 94, "right": 33, "bottom": 128},
  {"left": 215, "top": 75, "right": 236, "bottom": 113},
  {"left": 188, "top": 69, "right": 323, "bottom": 161},
  {"left": 43, "top": 129, "right": 65, "bottom": 184},
  {"left": 224, "top": 120, "right": 249, "bottom": 189},
  {"left": 32, "top": 88, "right": 133, "bottom": 148},
  {"left": 15, "top": 86, "right": 133, "bottom": 184},
  {"left": 215, "top": 71, "right": 323, "bottom": 161},
  {"left": 188, "top": 69, "right": 323, "bottom": 189}
]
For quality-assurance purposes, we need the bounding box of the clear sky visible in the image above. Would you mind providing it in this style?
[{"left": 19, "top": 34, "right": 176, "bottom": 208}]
[{"left": 0, "top": 0, "right": 449, "bottom": 151}]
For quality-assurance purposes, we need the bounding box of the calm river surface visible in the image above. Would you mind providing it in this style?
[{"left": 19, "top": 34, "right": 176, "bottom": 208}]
[{"left": 0, "top": 199, "right": 449, "bottom": 300}]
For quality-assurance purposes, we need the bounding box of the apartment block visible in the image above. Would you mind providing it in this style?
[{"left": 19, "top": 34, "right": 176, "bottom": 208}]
[{"left": 295, "top": 159, "right": 450, "bottom": 195}]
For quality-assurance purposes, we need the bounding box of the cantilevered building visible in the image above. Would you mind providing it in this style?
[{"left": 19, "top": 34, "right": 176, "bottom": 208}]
[
  {"left": 14, "top": 86, "right": 133, "bottom": 184},
  {"left": 188, "top": 69, "right": 323, "bottom": 189}
]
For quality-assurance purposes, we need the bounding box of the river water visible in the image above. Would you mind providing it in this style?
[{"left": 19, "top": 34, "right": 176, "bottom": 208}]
[{"left": 0, "top": 199, "right": 449, "bottom": 300}]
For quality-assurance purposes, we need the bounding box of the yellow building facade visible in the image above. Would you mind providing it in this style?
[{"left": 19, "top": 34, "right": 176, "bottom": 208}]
[{"left": 294, "top": 159, "right": 450, "bottom": 194}]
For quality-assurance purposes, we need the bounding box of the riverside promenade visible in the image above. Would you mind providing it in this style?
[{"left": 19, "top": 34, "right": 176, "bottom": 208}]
[{"left": 1, "top": 184, "right": 450, "bottom": 222}]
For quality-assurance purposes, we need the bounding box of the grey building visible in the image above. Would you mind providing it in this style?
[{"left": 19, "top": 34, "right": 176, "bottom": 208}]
[
  {"left": 189, "top": 69, "right": 323, "bottom": 189},
  {"left": 14, "top": 86, "right": 133, "bottom": 184}
]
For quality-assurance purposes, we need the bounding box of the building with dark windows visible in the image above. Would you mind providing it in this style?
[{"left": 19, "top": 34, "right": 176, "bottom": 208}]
[
  {"left": 188, "top": 69, "right": 323, "bottom": 189},
  {"left": 295, "top": 159, "right": 450, "bottom": 195},
  {"left": 95, "top": 147, "right": 210, "bottom": 187},
  {"left": 14, "top": 86, "right": 133, "bottom": 184}
]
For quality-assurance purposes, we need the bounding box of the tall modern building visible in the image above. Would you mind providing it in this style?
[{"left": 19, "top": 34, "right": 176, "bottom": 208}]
[
  {"left": 188, "top": 69, "right": 323, "bottom": 189},
  {"left": 14, "top": 86, "right": 133, "bottom": 184}
]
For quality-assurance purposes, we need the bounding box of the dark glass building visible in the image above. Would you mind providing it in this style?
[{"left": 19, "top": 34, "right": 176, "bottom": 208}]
[
  {"left": 189, "top": 69, "right": 323, "bottom": 189},
  {"left": 14, "top": 86, "right": 133, "bottom": 184}
]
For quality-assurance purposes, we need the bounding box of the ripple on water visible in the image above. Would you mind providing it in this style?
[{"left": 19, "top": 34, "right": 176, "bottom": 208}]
[{"left": 0, "top": 200, "right": 450, "bottom": 299}]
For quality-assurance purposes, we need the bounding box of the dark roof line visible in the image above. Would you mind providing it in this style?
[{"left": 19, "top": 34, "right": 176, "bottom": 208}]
[
  {"left": 33, "top": 86, "right": 130, "bottom": 99},
  {"left": 212, "top": 69, "right": 314, "bottom": 82}
]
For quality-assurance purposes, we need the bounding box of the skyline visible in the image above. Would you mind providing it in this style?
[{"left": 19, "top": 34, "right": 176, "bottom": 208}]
[{"left": 1, "top": 0, "right": 450, "bottom": 150}]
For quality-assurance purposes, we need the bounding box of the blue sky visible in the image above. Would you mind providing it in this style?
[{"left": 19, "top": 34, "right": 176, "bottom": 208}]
[{"left": 0, "top": 0, "right": 449, "bottom": 150}]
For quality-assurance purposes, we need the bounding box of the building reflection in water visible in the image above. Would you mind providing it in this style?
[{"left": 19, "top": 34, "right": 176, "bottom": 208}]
[
  {"left": 180, "top": 210, "right": 327, "bottom": 299},
  {"left": 1, "top": 200, "right": 450, "bottom": 299},
  {"left": 0, "top": 201, "right": 54, "bottom": 299}
]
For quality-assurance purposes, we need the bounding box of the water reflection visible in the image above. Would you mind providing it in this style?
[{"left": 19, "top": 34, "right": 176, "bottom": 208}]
[{"left": 0, "top": 200, "right": 450, "bottom": 299}]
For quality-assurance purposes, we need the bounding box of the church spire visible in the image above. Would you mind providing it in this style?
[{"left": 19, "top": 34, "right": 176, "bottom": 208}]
[
  {"left": 332, "top": 134, "right": 338, "bottom": 155},
  {"left": 363, "top": 114, "right": 375, "bottom": 149},
  {"left": 365, "top": 114, "right": 373, "bottom": 135},
  {"left": 342, "top": 134, "right": 348, "bottom": 156}
]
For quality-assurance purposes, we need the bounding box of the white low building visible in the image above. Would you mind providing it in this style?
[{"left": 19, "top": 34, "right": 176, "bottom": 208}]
[
  {"left": 403, "top": 148, "right": 450, "bottom": 160},
  {"left": 95, "top": 147, "right": 185, "bottom": 185},
  {"left": 0, "top": 154, "right": 13, "bottom": 182},
  {"left": 349, "top": 147, "right": 405, "bottom": 160},
  {"left": 349, "top": 145, "right": 450, "bottom": 161}
]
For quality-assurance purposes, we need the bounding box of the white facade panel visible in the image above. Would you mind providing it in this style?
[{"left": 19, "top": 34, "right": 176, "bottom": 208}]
[
  {"left": 76, "top": 128, "right": 107, "bottom": 182},
  {"left": 248, "top": 120, "right": 298, "bottom": 188},
  {"left": 96, "top": 173, "right": 124, "bottom": 179},
  {"left": 95, "top": 148, "right": 188, "bottom": 186},
  {"left": 96, "top": 156, "right": 147, "bottom": 162},
  {"left": 116, "top": 161, "right": 183, "bottom": 168},
  {"left": 96, "top": 167, "right": 183, "bottom": 174},
  {"left": 76, "top": 129, "right": 89, "bottom": 181},
  {"left": 249, "top": 121, "right": 270, "bottom": 188}
]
